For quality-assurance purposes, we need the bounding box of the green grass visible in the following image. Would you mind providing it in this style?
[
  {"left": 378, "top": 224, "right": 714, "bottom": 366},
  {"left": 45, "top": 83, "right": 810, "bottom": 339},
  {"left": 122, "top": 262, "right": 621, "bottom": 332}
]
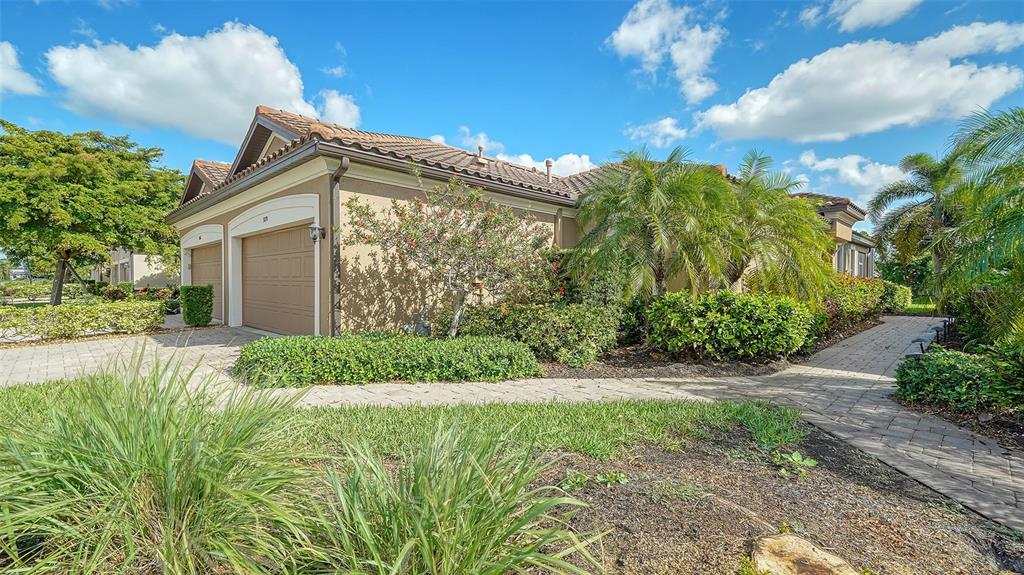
[
  {"left": 0, "top": 382, "right": 806, "bottom": 461},
  {"left": 1, "top": 301, "right": 48, "bottom": 308},
  {"left": 904, "top": 297, "right": 937, "bottom": 316}
]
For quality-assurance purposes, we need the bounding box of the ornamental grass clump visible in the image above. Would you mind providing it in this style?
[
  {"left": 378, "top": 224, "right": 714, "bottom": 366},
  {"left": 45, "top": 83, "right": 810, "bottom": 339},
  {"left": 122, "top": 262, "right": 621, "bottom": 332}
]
[
  {"left": 305, "top": 427, "right": 599, "bottom": 574},
  {"left": 0, "top": 350, "right": 313, "bottom": 574}
]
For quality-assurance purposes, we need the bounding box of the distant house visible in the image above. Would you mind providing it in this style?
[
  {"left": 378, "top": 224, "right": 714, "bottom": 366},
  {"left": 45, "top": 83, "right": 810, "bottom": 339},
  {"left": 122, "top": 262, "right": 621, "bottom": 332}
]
[
  {"left": 793, "top": 193, "right": 876, "bottom": 278},
  {"left": 91, "top": 248, "right": 176, "bottom": 288}
]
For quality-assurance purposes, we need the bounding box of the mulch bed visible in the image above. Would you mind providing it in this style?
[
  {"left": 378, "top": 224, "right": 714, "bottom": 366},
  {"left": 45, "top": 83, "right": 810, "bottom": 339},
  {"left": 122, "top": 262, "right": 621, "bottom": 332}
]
[
  {"left": 541, "top": 345, "right": 787, "bottom": 380},
  {"left": 549, "top": 426, "right": 1024, "bottom": 575}
]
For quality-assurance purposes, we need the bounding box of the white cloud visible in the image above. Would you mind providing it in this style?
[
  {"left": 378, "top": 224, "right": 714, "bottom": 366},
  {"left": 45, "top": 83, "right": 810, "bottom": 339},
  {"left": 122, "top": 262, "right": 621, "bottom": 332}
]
[
  {"left": 45, "top": 22, "right": 323, "bottom": 144},
  {"left": 0, "top": 42, "right": 42, "bottom": 96},
  {"left": 624, "top": 117, "right": 688, "bottom": 147},
  {"left": 428, "top": 134, "right": 446, "bottom": 144},
  {"left": 322, "top": 65, "right": 346, "bottom": 78},
  {"left": 607, "top": 0, "right": 725, "bottom": 104},
  {"left": 319, "top": 90, "right": 360, "bottom": 127},
  {"left": 799, "top": 150, "right": 905, "bottom": 205},
  {"left": 451, "top": 126, "right": 594, "bottom": 176},
  {"left": 696, "top": 22, "right": 1024, "bottom": 142},
  {"left": 799, "top": 5, "right": 823, "bottom": 27},
  {"left": 829, "top": 0, "right": 922, "bottom": 32}
]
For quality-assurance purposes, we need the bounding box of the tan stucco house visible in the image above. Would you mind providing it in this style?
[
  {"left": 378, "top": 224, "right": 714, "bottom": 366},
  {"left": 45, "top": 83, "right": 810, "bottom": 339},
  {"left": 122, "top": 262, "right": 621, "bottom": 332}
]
[
  {"left": 167, "top": 106, "right": 583, "bottom": 335},
  {"left": 168, "top": 106, "right": 875, "bottom": 336},
  {"left": 91, "top": 248, "right": 176, "bottom": 288},
  {"left": 793, "top": 192, "right": 877, "bottom": 278}
]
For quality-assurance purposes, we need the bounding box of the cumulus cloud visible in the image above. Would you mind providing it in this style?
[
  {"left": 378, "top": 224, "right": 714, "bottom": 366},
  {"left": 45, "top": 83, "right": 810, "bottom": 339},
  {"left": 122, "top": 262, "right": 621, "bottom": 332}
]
[
  {"left": 696, "top": 22, "right": 1024, "bottom": 142},
  {"left": 624, "top": 117, "right": 688, "bottom": 147},
  {"left": 428, "top": 134, "right": 446, "bottom": 144},
  {"left": 319, "top": 90, "right": 360, "bottom": 127},
  {"left": 607, "top": 0, "right": 725, "bottom": 104},
  {"left": 450, "top": 126, "right": 594, "bottom": 176},
  {"left": 799, "top": 150, "right": 905, "bottom": 205},
  {"left": 829, "top": 0, "right": 922, "bottom": 32},
  {"left": 0, "top": 42, "right": 43, "bottom": 96},
  {"left": 45, "top": 22, "right": 361, "bottom": 144}
]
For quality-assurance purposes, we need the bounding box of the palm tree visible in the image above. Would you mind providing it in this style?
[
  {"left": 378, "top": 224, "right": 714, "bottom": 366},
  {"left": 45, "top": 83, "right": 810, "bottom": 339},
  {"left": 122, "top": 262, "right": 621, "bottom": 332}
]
[
  {"left": 867, "top": 152, "right": 962, "bottom": 301},
  {"left": 726, "top": 150, "right": 834, "bottom": 302},
  {"left": 570, "top": 147, "right": 734, "bottom": 305}
]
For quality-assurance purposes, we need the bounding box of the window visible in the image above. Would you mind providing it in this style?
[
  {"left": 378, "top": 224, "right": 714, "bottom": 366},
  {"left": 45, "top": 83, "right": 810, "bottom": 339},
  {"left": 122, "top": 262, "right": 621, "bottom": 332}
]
[
  {"left": 857, "top": 251, "right": 865, "bottom": 277},
  {"left": 836, "top": 246, "right": 845, "bottom": 272}
]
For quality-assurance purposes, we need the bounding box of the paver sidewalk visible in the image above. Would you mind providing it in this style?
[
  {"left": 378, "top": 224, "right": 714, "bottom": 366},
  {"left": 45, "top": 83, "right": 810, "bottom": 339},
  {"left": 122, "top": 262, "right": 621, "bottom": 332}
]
[{"left": 1, "top": 315, "right": 1020, "bottom": 530}]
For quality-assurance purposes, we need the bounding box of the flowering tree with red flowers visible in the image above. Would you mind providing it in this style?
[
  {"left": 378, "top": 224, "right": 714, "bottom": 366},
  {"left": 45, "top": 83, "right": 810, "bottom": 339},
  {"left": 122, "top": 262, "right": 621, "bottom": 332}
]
[{"left": 343, "top": 177, "right": 553, "bottom": 337}]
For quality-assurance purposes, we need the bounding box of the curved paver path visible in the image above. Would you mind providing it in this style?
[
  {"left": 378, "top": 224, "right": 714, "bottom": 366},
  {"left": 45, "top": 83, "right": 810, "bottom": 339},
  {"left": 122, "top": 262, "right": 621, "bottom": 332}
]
[{"left": 0, "top": 315, "right": 1020, "bottom": 530}]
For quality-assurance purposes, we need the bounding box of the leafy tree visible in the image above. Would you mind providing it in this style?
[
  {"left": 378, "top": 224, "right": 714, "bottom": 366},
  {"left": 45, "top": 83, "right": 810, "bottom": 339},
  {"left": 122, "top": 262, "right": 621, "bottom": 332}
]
[
  {"left": 726, "top": 150, "right": 833, "bottom": 302},
  {"left": 570, "top": 147, "right": 734, "bottom": 306},
  {"left": 0, "top": 121, "right": 183, "bottom": 304},
  {"left": 867, "top": 152, "right": 962, "bottom": 301},
  {"left": 342, "top": 177, "right": 552, "bottom": 338}
]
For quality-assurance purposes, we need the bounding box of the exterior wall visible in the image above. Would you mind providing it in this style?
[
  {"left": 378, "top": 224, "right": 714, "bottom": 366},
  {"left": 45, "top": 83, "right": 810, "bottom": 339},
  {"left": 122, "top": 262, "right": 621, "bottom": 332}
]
[
  {"left": 131, "top": 254, "right": 175, "bottom": 288},
  {"left": 833, "top": 241, "right": 875, "bottom": 278},
  {"left": 175, "top": 158, "right": 335, "bottom": 335}
]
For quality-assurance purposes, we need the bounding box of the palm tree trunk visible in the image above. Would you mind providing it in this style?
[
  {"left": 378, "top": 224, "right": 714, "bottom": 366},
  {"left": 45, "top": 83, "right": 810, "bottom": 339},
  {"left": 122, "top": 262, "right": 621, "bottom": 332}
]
[{"left": 654, "top": 256, "right": 667, "bottom": 298}]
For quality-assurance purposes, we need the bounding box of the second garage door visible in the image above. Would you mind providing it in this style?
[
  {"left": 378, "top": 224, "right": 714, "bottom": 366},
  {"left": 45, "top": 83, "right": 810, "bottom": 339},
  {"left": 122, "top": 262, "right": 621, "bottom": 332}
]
[
  {"left": 190, "top": 243, "right": 223, "bottom": 321},
  {"left": 241, "top": 225, "right": 315, "bottom": 335}
]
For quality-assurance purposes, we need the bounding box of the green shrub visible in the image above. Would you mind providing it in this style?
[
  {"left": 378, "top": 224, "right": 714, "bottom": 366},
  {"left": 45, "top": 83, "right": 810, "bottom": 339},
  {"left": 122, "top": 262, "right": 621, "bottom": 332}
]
[
  {"left": 0, "top": 300, "right": 164, "bottom": 340},
  {"left": 306, "top": 427, "right": 596, "bottom": 574},
  {"left": 234, "top": 333, "right": 541, "bottom": 387},
  {"left": 92, "top": 280, "right": 109, "bottom": 295},
  {"left": 99, "top": 282, "right": 132, "bottom": 301},
  {"left": 819, "top": 274, "right": 886, "bottom": 334},
  {"left": 163, "top": 298, "right": 181, "bottom": 315},
  {"left": 435, "top": 303, "right": 619, "bottom": 367},
  {"left": 895, "top": 348, "right": 1010, "bottom": 410},
  {"left": 880, "top": 281, "right": 912, "bottom": 312},
  {"left": 648, "top": 291, "right": 814, "bottom": 361},
  {"left": 985, "top": 337, "right": 1024, "bottom": 407},
  {"left": 180, "top": 284, "right": 213, "bottom": 326},
  {"left": 0, "top": 352, "right": 312, "bottom": 573},
  {"left": 1, "top": 280, "right": 51, "bottom": 301}
]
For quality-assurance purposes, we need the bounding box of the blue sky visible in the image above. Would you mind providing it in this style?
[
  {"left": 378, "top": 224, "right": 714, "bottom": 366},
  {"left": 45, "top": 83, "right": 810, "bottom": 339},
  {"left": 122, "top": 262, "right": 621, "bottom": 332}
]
[{"left": 1, "top": 0, "right": 1022, "bottom": 228}]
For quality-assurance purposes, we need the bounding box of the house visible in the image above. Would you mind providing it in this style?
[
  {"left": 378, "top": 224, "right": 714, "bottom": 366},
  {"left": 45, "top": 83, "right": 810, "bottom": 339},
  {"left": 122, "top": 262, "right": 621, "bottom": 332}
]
[
  {"left": 91, "top": 248, "right": 176, "bottom": 288},
  {"left": 166, "top": 106, "right": 581, "bottom": 336},
  {"left": 167, "top": 106, "right": 874, "bottom": 336},
  {"left": 793, "top": 192, "right": 876, "bottom": 278}
]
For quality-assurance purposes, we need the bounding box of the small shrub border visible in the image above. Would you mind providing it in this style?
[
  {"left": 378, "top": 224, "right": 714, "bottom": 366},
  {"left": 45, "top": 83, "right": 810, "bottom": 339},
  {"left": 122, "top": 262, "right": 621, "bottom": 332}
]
[
  {"left": 0, "top": 300, "right": 164, "bottom": 341},
  {"left": 895, "top": 345, "right": 1023, "bottom": 411},
  {"left": 234, "top": 333, "right": 542, "bottom": 387},
  {"left": 880, "top": 281, "right": 912, "bottom": 313},
  {"left": 435, "top": 303, "right": 620, "bottom": 367},
  {"left": 180, "top": 284, "right": 214, "bottom": 326},
  {"left": 648, "top": 291, "right": 814, "bottom": 361}
]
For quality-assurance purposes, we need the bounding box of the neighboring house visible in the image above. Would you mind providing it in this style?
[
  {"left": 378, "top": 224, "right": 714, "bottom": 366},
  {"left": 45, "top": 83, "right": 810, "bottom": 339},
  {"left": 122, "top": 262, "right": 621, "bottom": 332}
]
[
  {"left": 166, "top": 106, "right": 874, "bottom": 336},
  {"left": 793, "top": 193, "right": 876, "bottom": 278},
  {"left": 91, "top": 248, "right": 176, "bottom": 288}
]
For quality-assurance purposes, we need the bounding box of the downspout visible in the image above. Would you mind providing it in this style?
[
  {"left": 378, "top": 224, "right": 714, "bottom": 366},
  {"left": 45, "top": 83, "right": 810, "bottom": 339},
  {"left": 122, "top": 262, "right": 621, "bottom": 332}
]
[{"left": 329, "top": 157, "right": 350, "bottom": 336}]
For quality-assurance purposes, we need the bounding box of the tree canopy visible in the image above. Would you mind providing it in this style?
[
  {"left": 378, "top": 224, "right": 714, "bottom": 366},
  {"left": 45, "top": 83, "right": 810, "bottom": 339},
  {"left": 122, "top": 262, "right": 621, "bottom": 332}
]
[{"left": 0, "top": 120, "right": 184, "bottom": 303}]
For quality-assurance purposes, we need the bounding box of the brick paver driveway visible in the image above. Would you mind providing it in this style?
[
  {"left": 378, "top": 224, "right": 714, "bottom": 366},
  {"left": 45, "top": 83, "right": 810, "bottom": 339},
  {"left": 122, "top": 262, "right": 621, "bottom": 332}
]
[{"left": 1, "top": 315, "right": 1020, "bottom": 530}]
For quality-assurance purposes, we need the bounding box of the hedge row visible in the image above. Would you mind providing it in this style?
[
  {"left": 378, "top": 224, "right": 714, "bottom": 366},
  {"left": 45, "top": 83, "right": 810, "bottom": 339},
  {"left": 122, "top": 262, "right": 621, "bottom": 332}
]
[
  {"left": 435, "top": 303, "right": 619, "bottom": 367},
  {"left": 0, "top": 301, "right": 164, "bottom": 341},
  {"left": 180, "top": 285, "right": 214, "bottom": 326},
  {"left": 233, "top": 333, "right": 541, "bottom": 387},
  {"left": 648, "top": 291, "right": 814, "bottom": 361},
  {"left": 880, "top": 281, "right": 912, "bottom": 313},
  {"left": 896, "top": 339, "right": 1024, "bottom": 411}
]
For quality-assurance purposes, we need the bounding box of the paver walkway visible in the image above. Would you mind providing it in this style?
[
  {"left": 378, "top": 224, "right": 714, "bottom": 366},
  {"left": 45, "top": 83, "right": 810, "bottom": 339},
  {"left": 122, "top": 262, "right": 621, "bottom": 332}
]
[{"left": 0, "top": 315, "right": 1020, "bottom": 530}]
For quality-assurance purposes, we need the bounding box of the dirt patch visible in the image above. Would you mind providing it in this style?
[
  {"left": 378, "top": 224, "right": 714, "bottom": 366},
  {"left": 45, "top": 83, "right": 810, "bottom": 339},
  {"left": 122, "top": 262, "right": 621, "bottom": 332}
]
[
  {"left": 546, "top": 427, "right": 1023, "bottom": 575},
  {"left": 541, "top": 345, "right": 789, "bottom": 380}
]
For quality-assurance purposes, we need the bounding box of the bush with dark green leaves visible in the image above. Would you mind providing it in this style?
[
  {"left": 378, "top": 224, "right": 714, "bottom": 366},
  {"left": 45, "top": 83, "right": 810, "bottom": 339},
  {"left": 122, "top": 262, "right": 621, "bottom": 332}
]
[
  {"left": 0, "top": 300, "right": 164, "bottom": 341},
  {"left": 163, "top": 298, "right": 181, "bottom": 315},
  {"left": 816, "top": 274, "right": 886, "bottom": 335},
  {"left": 880, "top": 281, "right": 912, "bottom": 313},
  {"left": 180, "top": 284, "right": 214, "bottom": 326},
  {"left": 234, "top": 333, "right": 541, "bottom": 387},
  {"left": 648, "top": 291, "right": 814, "bottom": 361},
  {"left": 895, "top": 348, "right": 1017, "bottom": 411},
  {"left": 435, "top": 303, "right": 619, "bottom": 367}
]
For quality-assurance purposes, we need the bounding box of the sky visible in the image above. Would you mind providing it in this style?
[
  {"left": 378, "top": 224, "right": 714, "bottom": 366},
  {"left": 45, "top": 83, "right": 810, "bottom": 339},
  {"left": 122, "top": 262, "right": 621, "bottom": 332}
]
[{"left": 1, "top": 0, "right": 1023, "bottom": 230}]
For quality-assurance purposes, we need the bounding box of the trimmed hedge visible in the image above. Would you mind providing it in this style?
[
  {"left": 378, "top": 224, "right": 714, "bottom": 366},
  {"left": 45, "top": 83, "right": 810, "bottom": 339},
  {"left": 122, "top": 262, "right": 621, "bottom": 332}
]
[
  {"left": 895, "top": 347, "right": 1023, "bottom": 411},
  {"left": 180, "top": 284, "right": 213, "bottom": 326},
  {"left": 0, "top": 300, "right": 164, "bottom": 340},
  {"left": 880, "top": 281, "right": 912, "bottom": 313},
  {"left": 233, "top": 333, "right": 542, "bottom": 387},
  {"left": 648, "top": 291, "right": 814, "bottom": 361},
  {"left": 435, "top": 303, "right": 620, "bottom": 367},
  {"left": 817, "top": 275, "right": 886, "bottom": 335}
]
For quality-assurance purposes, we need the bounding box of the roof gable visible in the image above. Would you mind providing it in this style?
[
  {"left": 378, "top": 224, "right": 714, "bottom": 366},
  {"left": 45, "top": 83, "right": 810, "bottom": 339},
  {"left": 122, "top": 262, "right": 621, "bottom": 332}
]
[{"left": 179, "top": 159, "right": 231, "bottom": 206}]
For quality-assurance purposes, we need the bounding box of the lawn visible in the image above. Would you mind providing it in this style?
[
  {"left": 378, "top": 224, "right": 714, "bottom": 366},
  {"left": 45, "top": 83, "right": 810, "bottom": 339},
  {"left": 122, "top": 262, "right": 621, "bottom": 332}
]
[
  {"left": 1, "top": 369, "right": 1019, "bottom": 574},
  {"left": 905, "top": 297, "right": 937, "bottom": 316}
]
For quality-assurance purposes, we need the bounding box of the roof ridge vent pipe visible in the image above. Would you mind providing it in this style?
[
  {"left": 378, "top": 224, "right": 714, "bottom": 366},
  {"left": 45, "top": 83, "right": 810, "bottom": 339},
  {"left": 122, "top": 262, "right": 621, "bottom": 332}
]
[
  {"left": 545, "top": 158, "right": 553, "bottom": 183},
  {"left": 475, "top": 145, "right": 487, "bottom": 166}
]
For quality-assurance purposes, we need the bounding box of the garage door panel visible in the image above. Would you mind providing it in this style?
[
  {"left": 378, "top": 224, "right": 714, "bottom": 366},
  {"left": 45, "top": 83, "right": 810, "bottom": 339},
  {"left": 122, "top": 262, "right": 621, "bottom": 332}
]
[
  {"left": 190, "top": 243, "right": 223, "bottom": 321},
  {"left": 242, "top": 226, "right": 314, "bottom": 335}
]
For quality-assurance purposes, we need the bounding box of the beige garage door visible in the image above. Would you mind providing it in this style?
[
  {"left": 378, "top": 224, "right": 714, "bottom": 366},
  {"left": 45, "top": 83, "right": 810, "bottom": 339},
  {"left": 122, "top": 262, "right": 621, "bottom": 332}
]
[
  {"left": 190, "top": 243, "right": 223, "bottom": 321},
  {"left": 242, "top": 225, "right": 315, "bottom": 335}
]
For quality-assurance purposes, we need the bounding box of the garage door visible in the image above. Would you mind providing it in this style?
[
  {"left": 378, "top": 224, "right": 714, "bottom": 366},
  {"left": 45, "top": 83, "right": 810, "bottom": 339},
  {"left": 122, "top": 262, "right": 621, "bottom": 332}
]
[
  {"left": 241, "top": 225, "right": 315, "bottom": 335},
  {"left": 190, "top": 243, "right": 223, "bottom": 321}
]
